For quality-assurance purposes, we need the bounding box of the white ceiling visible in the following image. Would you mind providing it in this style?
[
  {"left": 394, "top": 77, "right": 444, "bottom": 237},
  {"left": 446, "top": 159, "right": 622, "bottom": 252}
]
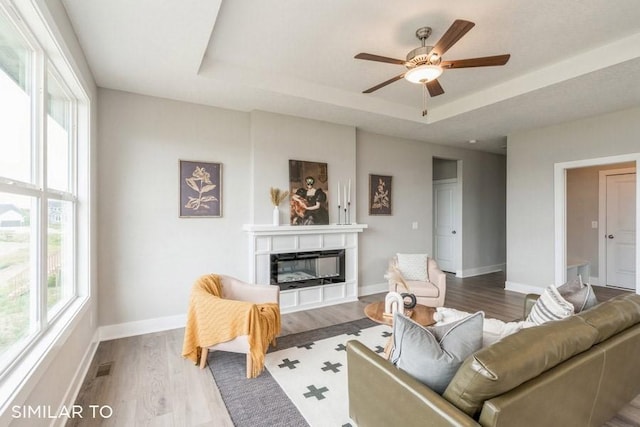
[{"left": 61, "top": 0, "right": 640, "bottom": 153}]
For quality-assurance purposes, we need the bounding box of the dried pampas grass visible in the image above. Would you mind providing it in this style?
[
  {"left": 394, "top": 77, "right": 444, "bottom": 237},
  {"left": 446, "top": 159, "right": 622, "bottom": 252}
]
[{"left": 269, "top": 187, "right": 289, "bottom": 206}]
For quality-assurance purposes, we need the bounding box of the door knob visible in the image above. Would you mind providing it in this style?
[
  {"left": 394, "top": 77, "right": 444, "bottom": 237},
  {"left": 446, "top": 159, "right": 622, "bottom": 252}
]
[
  {"left": 452, "top": 230, "right": 457, "bottom": 234},
  {"left": 607, "top": 234, "right": 615, "bottom": 239}
]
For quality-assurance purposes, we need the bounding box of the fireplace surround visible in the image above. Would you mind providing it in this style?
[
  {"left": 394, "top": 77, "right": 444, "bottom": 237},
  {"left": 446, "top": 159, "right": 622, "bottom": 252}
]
[{"left": 244, "top": 224, "right": 367, "bottom": 313}]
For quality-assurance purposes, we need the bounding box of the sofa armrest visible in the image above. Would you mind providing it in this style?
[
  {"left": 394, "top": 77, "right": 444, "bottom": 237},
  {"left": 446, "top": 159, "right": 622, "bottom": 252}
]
[
  {"left": 347, "top": 340, "right": 479, "bottom": 427},
  {"left": 523, "top": 294, "right": 540, "bottom": 319}
]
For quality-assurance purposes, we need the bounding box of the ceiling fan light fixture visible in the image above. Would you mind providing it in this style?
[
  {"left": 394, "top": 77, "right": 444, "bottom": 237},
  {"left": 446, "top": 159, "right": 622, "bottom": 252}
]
[{"left": 404, "top": 64, "right": 443, "bottom": 84}]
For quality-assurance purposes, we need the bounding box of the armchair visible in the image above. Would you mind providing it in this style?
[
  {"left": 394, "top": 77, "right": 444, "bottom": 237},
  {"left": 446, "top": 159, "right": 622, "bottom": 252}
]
[
  {"left": 386, "top": 255, "right": 446, "bottom": 307},
  {"left": 182, "top": 274, "right": 280, "bottom": 378}
]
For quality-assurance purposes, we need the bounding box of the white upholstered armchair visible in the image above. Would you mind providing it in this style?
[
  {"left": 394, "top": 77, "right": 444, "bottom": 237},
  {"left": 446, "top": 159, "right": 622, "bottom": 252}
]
[
  {"left": 386, "top": 255, "right": 446, "bottom": 307},
  {"left": 182, "top": 274, "right": 280, "bottom": 378}
]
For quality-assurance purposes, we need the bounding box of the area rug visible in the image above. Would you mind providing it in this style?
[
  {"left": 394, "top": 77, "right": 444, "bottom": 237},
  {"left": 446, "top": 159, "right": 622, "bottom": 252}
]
[{"left": 208, "top": 318, "right": 391, "bottom": 427}]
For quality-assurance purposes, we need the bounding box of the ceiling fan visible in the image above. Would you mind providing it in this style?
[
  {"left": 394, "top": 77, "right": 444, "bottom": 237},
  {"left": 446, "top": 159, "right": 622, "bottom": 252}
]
[{"left": 355, "top": 20, "right": 510, "bottom": 116}]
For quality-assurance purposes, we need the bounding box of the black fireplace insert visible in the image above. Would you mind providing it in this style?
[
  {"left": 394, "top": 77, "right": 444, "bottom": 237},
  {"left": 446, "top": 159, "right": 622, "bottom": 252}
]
[{"left": 270, "top": 249, "right": 345, "bottom": 290}]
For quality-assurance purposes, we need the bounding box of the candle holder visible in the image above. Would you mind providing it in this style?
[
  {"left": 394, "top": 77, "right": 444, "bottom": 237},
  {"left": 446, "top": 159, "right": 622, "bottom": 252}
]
[
  {"left": 344, "top": 206, "right": 348, "bottom": 225},
  {"left": 346, "top": 202, "right": 351, "bottom": 225},
  {"left": 337, "top": 204, "right": 342, "bottom": 225}
]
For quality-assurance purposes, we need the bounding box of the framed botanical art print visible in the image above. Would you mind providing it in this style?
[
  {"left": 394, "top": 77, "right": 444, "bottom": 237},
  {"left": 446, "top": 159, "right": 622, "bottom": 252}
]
[
  {"left": 179, "top": 160, "right": 222, "bottom": 217},
  {"left": 289, "top": 159, "right": 329, "bottom": 225},
  {"left": 369, "top": 174, "right": 392, "bottom": 215}
]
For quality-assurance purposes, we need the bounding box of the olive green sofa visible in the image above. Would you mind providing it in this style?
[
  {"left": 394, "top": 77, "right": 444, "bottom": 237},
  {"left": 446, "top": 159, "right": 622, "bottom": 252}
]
[{"left": 347, "top": 293, "right": 640, "bottom": 427}]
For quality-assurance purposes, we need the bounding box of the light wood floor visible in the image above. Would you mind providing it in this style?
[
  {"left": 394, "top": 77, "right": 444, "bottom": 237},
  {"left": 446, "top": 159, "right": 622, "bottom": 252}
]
[{"left": 70, "top": 272, "right": 639, "bottom": 426}]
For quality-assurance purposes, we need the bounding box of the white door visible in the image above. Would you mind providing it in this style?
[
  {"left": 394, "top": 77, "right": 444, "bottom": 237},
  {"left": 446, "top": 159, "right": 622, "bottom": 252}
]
[
  {"left": 605, "top": 173, "right": 636, "bottom": 289},
  {"left": 433, "top": 181, "right": 459, "bottom": 273}
]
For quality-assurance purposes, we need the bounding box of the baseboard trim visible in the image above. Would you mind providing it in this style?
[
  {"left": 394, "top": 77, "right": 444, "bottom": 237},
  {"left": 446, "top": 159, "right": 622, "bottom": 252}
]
[
  {"left": 459, "top": 264, "right": 506, "bottom": 278},
  {"left": 359, "top": 282, "right": 387, "bottom": 296},
  {"left": 98, "top": 314, "right": 186, "bottom": 342},
  {"left": 505, "top": 281, "right": 545, "bottom": 295},
  {"left": 52, "top": 329, "right": 100, "bottom": 427}
]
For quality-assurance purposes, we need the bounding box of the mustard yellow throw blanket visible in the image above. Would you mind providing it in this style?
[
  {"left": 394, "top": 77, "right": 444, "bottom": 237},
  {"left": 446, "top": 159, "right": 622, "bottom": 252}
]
[{"left": 182, "top": 274, "right": 281, "bottom": 378}]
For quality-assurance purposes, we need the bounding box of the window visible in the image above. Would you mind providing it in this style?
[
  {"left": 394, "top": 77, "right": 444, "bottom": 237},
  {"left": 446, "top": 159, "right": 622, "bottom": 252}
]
[{"left": 0, "top": 3, "right": 83, "bottom": 378}]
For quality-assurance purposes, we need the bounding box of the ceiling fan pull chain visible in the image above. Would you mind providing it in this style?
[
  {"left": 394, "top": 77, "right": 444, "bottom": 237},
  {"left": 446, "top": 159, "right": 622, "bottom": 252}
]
[{"left": 422, "top": 84, "right": 428, "bottom": 117}]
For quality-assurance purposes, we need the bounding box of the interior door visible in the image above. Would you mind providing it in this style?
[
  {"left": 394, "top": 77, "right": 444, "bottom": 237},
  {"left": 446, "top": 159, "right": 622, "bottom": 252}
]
[
  {"left": 433, "top": 181, "right": 458, "bottom": 273},
  {"left": 605, "top": 173, "right": 636, "bottom": 289}
]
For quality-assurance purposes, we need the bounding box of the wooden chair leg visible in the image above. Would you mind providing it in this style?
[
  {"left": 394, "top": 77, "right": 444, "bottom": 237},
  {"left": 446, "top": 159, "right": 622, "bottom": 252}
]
[
  {"left": 199, "top": 347, "right": 209, "bottom": 369},
  {"left": 245, "top": 353, "right": 253, "bottom": 378}
]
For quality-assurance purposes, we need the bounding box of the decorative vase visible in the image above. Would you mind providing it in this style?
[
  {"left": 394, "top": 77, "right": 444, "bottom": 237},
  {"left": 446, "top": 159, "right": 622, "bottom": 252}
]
[{"left": 272, "top": 206, "right": 280, "bottom": 226}]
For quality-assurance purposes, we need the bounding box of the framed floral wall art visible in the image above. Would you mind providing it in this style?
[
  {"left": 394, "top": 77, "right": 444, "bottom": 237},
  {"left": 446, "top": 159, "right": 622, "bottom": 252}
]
[
  {"left": 369, "top": 174, "right": 392, "bottom": 215},
  {"left": 179, "top": 160, "right": 222, "bottom": 217}
]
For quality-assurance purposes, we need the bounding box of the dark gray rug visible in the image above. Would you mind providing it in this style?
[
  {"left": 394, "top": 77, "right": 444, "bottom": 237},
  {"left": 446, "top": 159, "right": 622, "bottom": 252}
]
[{"left": 208, "top": 318, "right": 377, "bottom": 427}]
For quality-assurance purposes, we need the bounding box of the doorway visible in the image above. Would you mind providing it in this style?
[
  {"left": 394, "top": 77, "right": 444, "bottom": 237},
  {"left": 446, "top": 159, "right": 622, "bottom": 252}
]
[
  {"left": 554, "top": 154, "right": 639, "bottom": 292},
  {"left": 433, "top": 158, "right": 462, "bottom": 275}
]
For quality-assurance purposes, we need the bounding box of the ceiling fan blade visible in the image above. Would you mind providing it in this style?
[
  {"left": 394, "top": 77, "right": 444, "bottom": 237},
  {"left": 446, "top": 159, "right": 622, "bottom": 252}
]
[
  {"left": 426, "top": 79, "right": 445, "bottom": 97},
  {"left": 431, "top": 20, "right": 475, "bottom": 57},
  {"left": 441, "top": 54, "right": 511, "bottom": 69},
  {"left": 362, "top": 73, "right": 405, "bottom": 93},
  {"left": 355, "top": 52, "right": 406, "bottom": 65}
]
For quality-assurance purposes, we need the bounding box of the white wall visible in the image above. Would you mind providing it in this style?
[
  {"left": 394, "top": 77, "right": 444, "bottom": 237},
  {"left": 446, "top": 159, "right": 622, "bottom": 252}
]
[
  {"left": 97, "top": 89, "right": 251, "bottom": 327},
  {"left": 356, "top": 131, "right": 507, "bottom": 289},
  {"left": 97, "top": 97, "right": 508, "bottom": 327},
  {"left": 507, "top": 107, "right": 640, "bottom": 292},
  {"left": 249, "top": 111, "right": 356, "bottom": 224}
]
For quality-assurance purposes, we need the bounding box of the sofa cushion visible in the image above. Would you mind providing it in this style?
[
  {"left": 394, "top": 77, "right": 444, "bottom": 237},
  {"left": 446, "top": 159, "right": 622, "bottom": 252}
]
[
  {"left": 390, "top": 311, "right": 483, "bottom": 394},
  {"left": 443, "top": 315, "right": 598, "bottom": 417},
  {"left": 578, "top": 293, "right": 640, "bottom": 343},
  {"left": 526, "top": 285, "right": 575, "bottom": 325},
  {"left": 558, "top": 276, "right": 598, "bottom": 313},
  {"left": 396, "top": 253, "right": 429, "bottom": 281}
]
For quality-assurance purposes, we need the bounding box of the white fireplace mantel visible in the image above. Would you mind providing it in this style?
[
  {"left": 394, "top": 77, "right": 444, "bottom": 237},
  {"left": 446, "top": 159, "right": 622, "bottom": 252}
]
[
  {"left": 243, "top": 223, "right": 367, "bottom": 313},
  {"left": 243, "top": 223, "right": 368, "bottom": 235}
]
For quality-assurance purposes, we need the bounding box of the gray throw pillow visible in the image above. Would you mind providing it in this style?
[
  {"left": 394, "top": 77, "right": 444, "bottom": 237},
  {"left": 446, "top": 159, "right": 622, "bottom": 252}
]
[
  {"left": 558, "top": 275, "right": 598, "bottom": 313},
  {"left": 557, "top": 275, "right": 583, "bottom": 294},
  {"left": 390, "top": 311, "right": 483, "bottom": 394}
]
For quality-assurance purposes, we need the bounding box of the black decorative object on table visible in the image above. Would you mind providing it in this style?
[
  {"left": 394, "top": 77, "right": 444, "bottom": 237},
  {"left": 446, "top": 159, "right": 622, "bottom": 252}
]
[{"left": 401, "top": 293, "right": 417, "bottom": 309}]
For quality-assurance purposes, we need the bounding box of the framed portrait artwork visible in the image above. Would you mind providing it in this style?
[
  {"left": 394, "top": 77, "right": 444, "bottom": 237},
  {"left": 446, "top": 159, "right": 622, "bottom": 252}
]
[
  {"left": 369, "top": 174, "right": 392, "bottom": 215},
  {"left": 179, "top": 160, "right": 222, "bottom": 217},
  {"left": 289, "top": 159, "right": 329, "bottom": 225}
]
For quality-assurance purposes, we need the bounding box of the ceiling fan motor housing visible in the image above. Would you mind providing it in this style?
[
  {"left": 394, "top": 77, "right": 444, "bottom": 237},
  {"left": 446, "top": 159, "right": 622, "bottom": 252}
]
[{"left": 406, "top": 46, "right": 439, "bottom": 68}]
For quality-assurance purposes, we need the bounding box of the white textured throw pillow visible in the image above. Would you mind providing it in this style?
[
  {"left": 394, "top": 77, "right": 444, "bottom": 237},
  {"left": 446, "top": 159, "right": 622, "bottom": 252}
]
[
  {"left": 396, "top": 253, "right": 429, "bottom": 281},
  {"left": 526, "top": 285, "right": 575, "bottom": 325},
  {"left": 434, "top": 307, "right": 535, "bottom": 347}
]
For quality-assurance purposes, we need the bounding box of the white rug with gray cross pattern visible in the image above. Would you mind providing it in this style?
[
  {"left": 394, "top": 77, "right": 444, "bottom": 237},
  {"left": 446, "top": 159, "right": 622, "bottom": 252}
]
[{"left": 264, "top": 323, "right": 391, "bottom": 427}]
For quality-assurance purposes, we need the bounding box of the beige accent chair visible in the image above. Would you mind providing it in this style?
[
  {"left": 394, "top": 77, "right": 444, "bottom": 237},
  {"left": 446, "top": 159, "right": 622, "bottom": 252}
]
[
  {"left": 386, "top": 256, "right": 446, "bottom": 307},
  {"left": 199, "top": 275, "right": 280, "bottom": 378}
]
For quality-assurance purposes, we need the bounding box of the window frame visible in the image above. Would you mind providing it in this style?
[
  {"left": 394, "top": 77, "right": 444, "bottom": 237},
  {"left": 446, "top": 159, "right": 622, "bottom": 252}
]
[{"left": 0, "top": 0, "right": 85, "bottom": 383}]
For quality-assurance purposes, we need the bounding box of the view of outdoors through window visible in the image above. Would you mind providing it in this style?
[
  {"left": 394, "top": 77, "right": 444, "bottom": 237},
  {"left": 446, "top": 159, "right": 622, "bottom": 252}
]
[{"left": 0, "top": 193, "right": 36, "bottom": 358}]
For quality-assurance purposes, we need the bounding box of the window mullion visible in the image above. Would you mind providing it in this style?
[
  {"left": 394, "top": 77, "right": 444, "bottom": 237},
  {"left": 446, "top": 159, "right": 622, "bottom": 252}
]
[{"left": 36, "top": 50, "right": 47, "bottom": 332}]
